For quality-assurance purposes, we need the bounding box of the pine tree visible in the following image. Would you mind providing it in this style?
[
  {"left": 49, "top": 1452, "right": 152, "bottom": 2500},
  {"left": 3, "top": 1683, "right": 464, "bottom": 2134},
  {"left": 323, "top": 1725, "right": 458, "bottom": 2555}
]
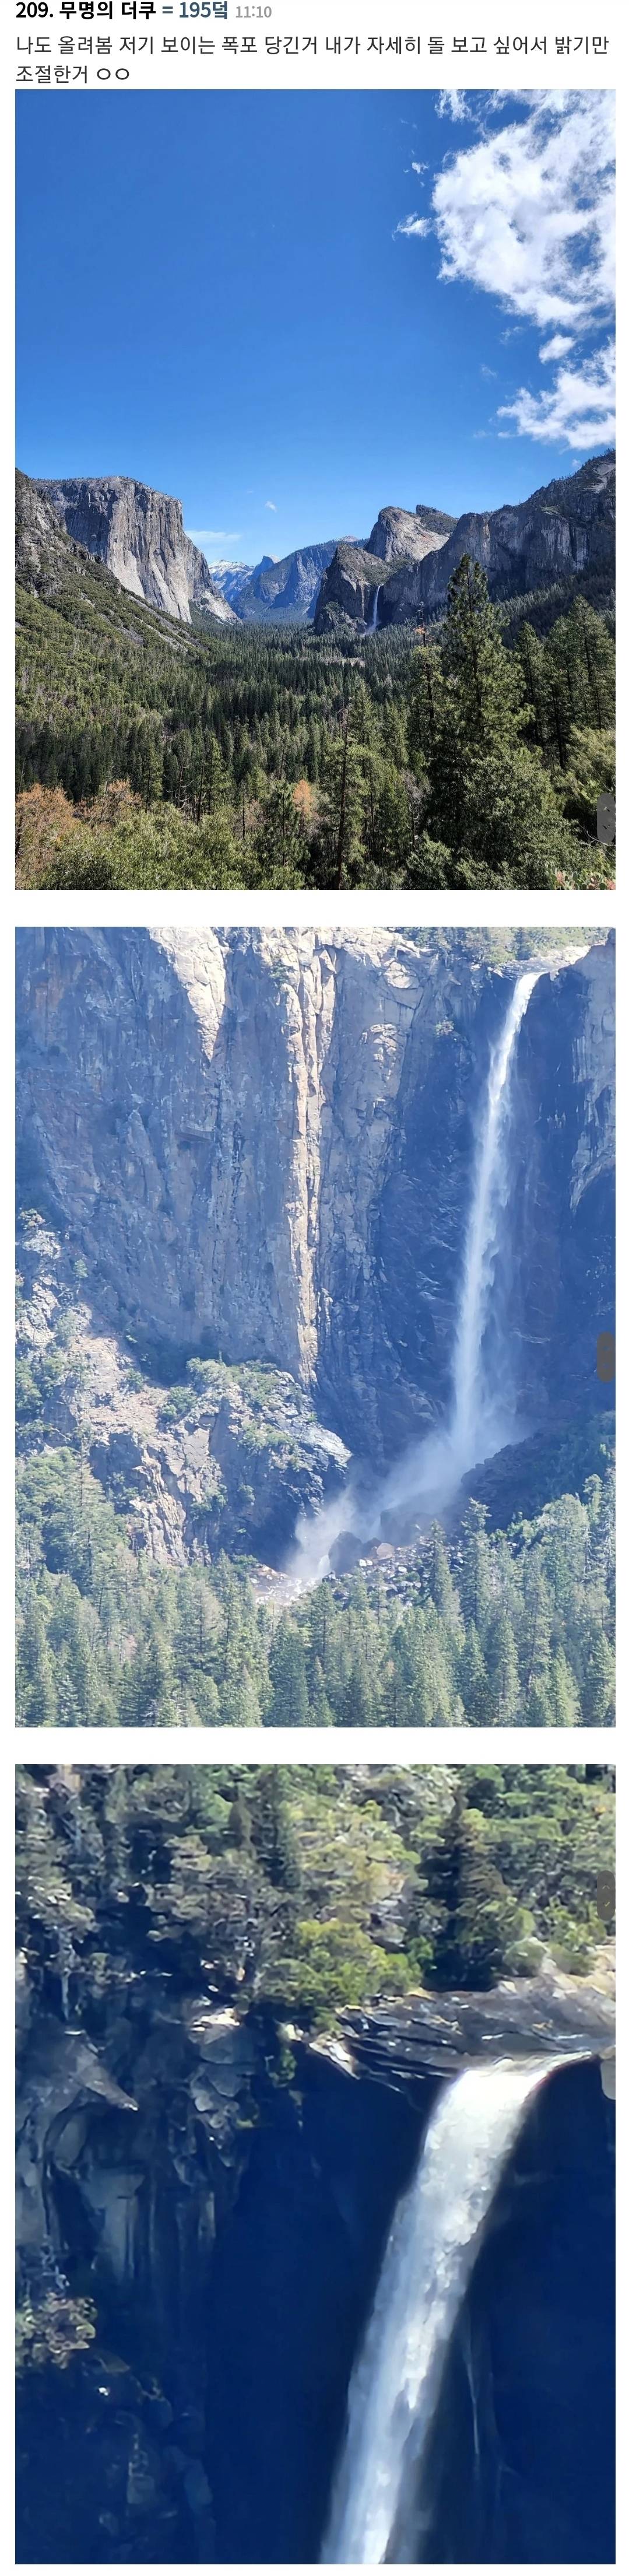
[
  {"left": 252, "top": 780, "right": 307, "bottom": 881},
  {"left": 373, "top": 767, "right": 413, "bottom": 877},
  {"left": 251, "top": 1771, "right": 301, "bottom": 1891},
  {"left": 570, "top": 600, "right": 615, "bottom": 733},
  {"left": 407, "top": 642, "right": 442, "bottom": 779},
  {"left": 135, "top": 1621, "right": 175, "bottom": 1725},
  {"left": 427, "top": 1522, "right": 462, "bottom": 1631},
  {"left": 309, "top": 1662, "right": 335, "bottom": 1726},
  {"left": 517, "top": 621, "right": 550, "bottom": 752},
  {"left": 408, "top": 561, "right": 575, "bottom": 884},
  {"left": 547, "top": 1648, "right": 581, "bottom": 1728},
  {"left": 430, "top": 1797, "right": 523, "bottom": 1988},
  {"left": 580, "top": 1624, "right": 614, "bottom": 1726},
  {"left": 269, "top": 1619, "right": 310, "bottom": 1726},
  {"left": 448, "top": 739, "right": 574, "bottom": 888},
  {"left": 459, "top": 1502, "right": 493, "bottom": 1633},
  {"left": 16, "top": 1594, "right": 58, "bottom": 1726},
  {"left": 484, "top": 1606, "right": 519, "bottom": 1724},
  {"left": 340, "top": 1660, "right": 374, "bottom": 1727},
  {"left": 458, "top": 1622, "right": 490, "bottom": 1726},
  {"left": 523, "top": 1674, "right": 553, "bottom": 1727},
  {"left": 318, "top": 709, "right": 367, "bottom": 888},
  {"left": 441, "top": 556, "right": 523, "bottom": 750}
]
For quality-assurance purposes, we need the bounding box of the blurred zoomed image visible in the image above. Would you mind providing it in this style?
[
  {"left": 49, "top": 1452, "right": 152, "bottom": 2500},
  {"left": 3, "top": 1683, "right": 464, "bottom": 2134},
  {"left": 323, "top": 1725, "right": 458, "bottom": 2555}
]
[
  {"left": 16, "top": 1762, "right": 615, "bottom": 2565},
  {"left": 16, "top": 926, "right": 614, "bottom": 1729}
]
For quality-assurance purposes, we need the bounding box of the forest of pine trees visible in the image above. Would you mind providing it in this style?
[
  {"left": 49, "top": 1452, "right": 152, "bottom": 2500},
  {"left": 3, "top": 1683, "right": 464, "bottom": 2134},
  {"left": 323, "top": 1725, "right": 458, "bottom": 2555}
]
[
  {"left": 16, "top": 1444, "right": 615, "bottom": 1731},
  {"left": 16, "top": 552, "right": 614, "bottom": 889},
  {"left": 16, "top": 1760, "right": 616, "bottom": 2021}
]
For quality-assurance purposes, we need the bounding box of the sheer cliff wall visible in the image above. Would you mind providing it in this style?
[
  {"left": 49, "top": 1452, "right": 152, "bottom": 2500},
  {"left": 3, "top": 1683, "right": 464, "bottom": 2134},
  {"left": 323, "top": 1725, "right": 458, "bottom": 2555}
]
[{"left": 16, "top": 929, "right": 614, "bottom": 1458}]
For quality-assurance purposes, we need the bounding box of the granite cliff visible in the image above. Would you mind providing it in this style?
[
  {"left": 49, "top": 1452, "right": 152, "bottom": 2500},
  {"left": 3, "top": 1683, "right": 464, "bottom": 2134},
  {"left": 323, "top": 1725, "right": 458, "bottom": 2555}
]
[
  {"left": 16, "top": 929, "right": 614, "bottom": 1462},
  {"left": 16, "top": 1979, "right": 614, "bottom": 2565},
  {"left": 368, "top": 503, "right": 456, "bottom": 562},
  {"left": 312, "top": 504, "right": 453, "bottom": 630},
  {"left": 16, "top": 474, "right": 331, "bottom": 629},
  {"left": 16, "top": 1758, "right": 615, "bottom": 2565},
  {"left": 17, "top": 457, "right": 614, "bottom": 640},
  {"left": 31, "top": 475, "right": 236, "bottom": 625},
  {"left": 314, "top": 453, "right": 616, "bottom": 632},
  {"left": 231, "top": 540, "right": 339, "bottom": 623},
  {"left": 209, "top": 557, "right": 258, "bottom": 607}
]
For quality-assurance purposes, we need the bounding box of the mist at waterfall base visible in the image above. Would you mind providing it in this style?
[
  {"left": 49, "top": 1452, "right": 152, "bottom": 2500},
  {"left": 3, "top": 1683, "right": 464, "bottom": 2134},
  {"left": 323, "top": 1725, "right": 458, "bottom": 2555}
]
[
  {"left": 322, "top": 2056, "right": 564, "bottom": 2567},
  {"left": 287, "top": 972, "right": 539, "bottom": 1593}
]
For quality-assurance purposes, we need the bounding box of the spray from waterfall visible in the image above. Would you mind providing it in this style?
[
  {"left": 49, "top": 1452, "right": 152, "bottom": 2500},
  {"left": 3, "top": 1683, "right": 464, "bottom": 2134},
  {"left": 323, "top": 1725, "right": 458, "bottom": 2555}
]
[
  {"left": 321, "top": 2055, "right": 561, "bottom": 2567},
  {"left": 285, "top": 970, "right": 538, "bottom": 1592},
  {"left": 367, "top": 583, "right": 382, "bottom": 632}
]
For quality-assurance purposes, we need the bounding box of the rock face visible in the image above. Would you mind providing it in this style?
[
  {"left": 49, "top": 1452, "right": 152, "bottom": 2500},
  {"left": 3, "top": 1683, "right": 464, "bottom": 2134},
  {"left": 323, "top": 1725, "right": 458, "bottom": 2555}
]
[
  {"left": 16, "top": 469, "right": 80, "bottom": 599},
  {"left": 233, "top": 539, "right": 339, "bottom": 622},
  {"left": 208, "top": 558, "right": 255, "bottom": 607},
  {"left": 19, "top": 456, "right": 614, "bottom": 633},
  {"left": 344, "top": 1955, "right": 616, "bottom": 2086},
  {"left": 16, "top": 1948, "right": 614, "bottom": 2565},
  {"left": 16, "top": 1950, "right": 259, "bottom": 2564},
  {"left": 33, "top": 475, "right": 236, "bottom": 625},
  {"left": 420, "top": 2051, "right": 614, "bottom": 2567},
  {"left": 366, "top": 502, "right": 455, "bottom": 563},
  {"left": 16, "top": 930, "right": 615, "bottom": 1469},
  {"left": 313, "top": 508, "right": 451, "bottom": 632},
  {"left": 312, "top": 538, "right": 386, "bottom": 629},
  {"left": 510, "top": 939, "right": 616, "bottom": 1413},
  {"left": 314, "top": 451, "right": 616, "bottom": 630},
  {"left": 17, "top": 1217, "right": 349, "bottom": 1565}
]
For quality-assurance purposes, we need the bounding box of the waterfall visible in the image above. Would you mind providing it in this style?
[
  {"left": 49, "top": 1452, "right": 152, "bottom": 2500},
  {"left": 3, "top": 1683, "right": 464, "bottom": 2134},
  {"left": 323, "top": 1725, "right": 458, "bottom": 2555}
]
[
  {"left": 322, "top": 2056, "right": 558, "bottom": 2567},
  {"left": 284, "top": 970, "right": 537, "bottom": 1593},
  {"left": 368, "top": 583, "right": 382, "bottom": 632},
  {"left": 448, "top": 968, "right": 539, "bottom": 1472}
]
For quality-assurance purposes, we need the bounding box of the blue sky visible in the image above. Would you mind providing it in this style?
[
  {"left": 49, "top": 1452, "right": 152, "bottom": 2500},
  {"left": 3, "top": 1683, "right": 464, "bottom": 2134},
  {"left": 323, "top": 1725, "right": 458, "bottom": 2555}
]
[{"left": 16, "top": 89, "right": 614, "bottom": 566}]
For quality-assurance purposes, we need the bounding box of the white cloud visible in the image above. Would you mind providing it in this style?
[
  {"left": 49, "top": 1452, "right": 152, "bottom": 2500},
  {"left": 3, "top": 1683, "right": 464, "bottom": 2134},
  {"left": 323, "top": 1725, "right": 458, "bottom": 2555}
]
[
  {"left": 436, "top": 90, "right": 472, "bottom": 122},
  {"left": 480, "top": 364, "right": 497, "bottom": 379},
  {"left": 539, "top": 332, "right": 574, "bottom": 362},
  {"left": 188, "top": 528, "right": 242, "bottom": 543},
  {"left": 396, "top": 94, "right": 615, "bottom": 448},
  {"left": 411, "top": 159, "right": 428, "bottom": 176},
  {"left": 498, "top": 335, "right": 616, "bottom": 448},
  {"left": 265, "top": 500, "right": 277, "bottom": 511},
  {"left": 396, "top": 213, "right": 431, "bottom": 239},
  {"left": 431, "top": 92, "right": 615, "bottom": 332},
  {"left": 398, "top": 92, "right": 616, "bottom": 451}
]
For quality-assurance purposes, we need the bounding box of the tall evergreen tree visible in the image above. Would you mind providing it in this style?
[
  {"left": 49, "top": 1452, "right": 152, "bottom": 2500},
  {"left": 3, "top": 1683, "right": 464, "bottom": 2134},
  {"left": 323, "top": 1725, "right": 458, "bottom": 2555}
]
[
  {"left": 251, "top": 1770, "right": 301, "bottom": 1891},
  {"left": 269, "top": 1620, "right": 310, "bottom": 1726}
]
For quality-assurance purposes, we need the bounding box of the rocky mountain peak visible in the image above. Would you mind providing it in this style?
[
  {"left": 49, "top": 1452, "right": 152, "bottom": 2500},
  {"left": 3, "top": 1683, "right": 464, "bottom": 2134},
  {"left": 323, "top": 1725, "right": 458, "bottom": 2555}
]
[
  {"left": 315, "top": 453, "right": 616, "bottom": 632},
  {"left": 34, "top": 473, "right": 237, "bottom": 625},
  {"left": 366, "top": 504, "right": 451, "bottom": 566}
]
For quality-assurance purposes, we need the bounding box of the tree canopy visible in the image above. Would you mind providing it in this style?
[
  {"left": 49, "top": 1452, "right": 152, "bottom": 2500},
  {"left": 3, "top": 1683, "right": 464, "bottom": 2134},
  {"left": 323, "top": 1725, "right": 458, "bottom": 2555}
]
[
  {"left": 16, "top": 552, "right": 614, "bottom": 890},
  {"left": 16, "top": 1760, "right": 615, "bottom": 2027}
]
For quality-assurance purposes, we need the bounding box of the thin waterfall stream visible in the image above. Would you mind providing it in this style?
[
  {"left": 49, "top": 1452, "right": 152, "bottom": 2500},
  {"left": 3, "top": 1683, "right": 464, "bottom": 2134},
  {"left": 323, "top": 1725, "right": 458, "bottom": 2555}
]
[
  {"left": 448, "top": 966, "right": 540, "bottom": 1470},
  {"left": 321, "top": 2055, "right": 563, "bottom": 2566},
  {"left": 286, "top": 969, "right": 539, "bottom": 1591}
]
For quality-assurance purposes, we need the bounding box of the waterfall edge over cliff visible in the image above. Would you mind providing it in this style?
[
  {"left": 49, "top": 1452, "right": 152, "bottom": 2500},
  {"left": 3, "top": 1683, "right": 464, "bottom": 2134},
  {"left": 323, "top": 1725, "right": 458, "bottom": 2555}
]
[{"left": 321, "top": 2055, "right": 564, "bottom": 2567}]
